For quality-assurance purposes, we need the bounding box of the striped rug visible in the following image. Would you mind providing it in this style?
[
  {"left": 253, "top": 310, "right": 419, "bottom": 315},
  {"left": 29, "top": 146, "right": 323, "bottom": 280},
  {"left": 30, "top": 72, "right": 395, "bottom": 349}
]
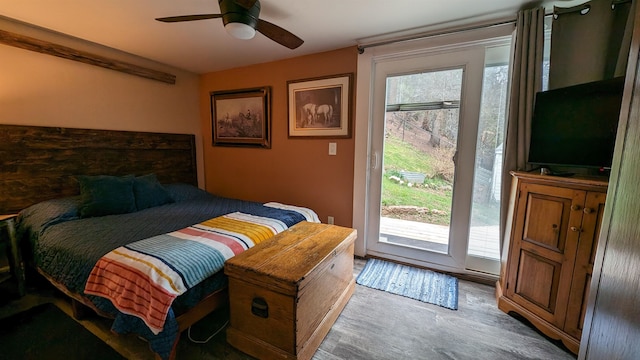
[{"left": 356, "top": 258, "right": 458, "bottom": 310}]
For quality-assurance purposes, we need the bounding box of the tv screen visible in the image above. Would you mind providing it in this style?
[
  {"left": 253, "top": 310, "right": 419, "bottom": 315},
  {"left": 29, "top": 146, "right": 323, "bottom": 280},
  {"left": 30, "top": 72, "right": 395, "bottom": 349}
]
[{"left": 528, "top": 76, "right": 625, "bottom": 169}]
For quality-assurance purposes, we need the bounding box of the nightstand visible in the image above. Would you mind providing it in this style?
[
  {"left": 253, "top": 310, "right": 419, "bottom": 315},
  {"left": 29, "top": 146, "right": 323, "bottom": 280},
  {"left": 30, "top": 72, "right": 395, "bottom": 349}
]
[{"left": 0, "top": 214, "right": 25, "bottom": 297}]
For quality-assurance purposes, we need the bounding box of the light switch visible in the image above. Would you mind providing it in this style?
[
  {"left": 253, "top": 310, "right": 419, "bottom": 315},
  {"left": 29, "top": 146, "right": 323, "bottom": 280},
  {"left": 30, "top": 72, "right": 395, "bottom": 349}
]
[{"left": 329, "top": 142, "right": 337, "bottom": 155}]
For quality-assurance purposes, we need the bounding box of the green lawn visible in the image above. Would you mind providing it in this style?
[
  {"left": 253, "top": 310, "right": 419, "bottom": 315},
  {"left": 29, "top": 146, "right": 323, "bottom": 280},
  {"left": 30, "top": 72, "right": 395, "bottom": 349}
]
[
  {"left": 383, "top": 136, "right": 432, "bottom": 174},
  {"left": 382, "top": 137, "right": 453, "bottom": 225},
  {"left": 381, "top": 177, "right": 451, "bottom": 211}
]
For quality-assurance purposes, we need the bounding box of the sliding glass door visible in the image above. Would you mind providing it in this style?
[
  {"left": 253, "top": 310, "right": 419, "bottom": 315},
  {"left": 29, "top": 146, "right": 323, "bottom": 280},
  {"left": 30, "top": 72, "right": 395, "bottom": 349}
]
[{"left": 366, "top": 39, "right": 511, "bottom": 275}]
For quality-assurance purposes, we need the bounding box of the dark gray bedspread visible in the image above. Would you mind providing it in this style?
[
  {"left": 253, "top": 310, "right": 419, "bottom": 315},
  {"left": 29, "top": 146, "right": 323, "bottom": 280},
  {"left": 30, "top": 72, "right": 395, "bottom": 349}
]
[{"left": 16, "top": 183, "right": 308, "bottom": 359}]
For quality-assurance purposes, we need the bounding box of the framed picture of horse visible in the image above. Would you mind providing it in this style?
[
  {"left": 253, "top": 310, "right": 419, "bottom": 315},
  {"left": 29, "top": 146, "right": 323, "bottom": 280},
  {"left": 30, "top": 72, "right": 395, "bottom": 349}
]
[
  {"left": 211, "top": 87, "right": 271, "bottom": 148},
  {"left": 287, "top": 73, "right": 353, "bottom": 138}
]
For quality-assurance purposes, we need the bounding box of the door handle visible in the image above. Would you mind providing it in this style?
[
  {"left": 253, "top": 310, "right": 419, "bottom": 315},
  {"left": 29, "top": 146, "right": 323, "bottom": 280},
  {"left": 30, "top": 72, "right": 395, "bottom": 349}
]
[
  {"left": 371, "top": 151, "right": 380, "bottom": 170},
  {"left": 251, "top": 297, "right": 269, "bottom": 318}
]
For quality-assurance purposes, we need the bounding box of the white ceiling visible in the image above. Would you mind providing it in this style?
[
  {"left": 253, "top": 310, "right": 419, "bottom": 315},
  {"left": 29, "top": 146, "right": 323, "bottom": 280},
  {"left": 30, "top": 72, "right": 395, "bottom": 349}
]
[{"left": 0, "top": 0, "right": 578, "bottom": 74}]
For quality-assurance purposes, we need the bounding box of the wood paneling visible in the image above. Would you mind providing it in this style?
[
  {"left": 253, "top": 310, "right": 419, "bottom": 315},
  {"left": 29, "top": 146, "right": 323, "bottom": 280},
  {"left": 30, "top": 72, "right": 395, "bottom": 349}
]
[
  {"left": 0, "top": 124, "right": 197, "bottom": 213},
  {"left": 580, "top": 5, "right": 640, "bottom": 359}
]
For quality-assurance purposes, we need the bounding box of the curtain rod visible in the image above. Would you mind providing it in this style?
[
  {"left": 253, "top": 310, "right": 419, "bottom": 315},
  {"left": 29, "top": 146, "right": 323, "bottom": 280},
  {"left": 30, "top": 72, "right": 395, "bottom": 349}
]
[
  {"left": 357, "top": 7, "right": 576, "bottom": 54},
  {"left": 357, "top": 18, "right": 516, "bottom": 54}
]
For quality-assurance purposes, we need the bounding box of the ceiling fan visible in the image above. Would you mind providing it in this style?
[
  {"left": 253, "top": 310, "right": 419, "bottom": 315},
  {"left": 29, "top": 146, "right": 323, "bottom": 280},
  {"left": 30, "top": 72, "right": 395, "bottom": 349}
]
[{"left": 155, "top": 0, "right": 304, "bottom": 49}]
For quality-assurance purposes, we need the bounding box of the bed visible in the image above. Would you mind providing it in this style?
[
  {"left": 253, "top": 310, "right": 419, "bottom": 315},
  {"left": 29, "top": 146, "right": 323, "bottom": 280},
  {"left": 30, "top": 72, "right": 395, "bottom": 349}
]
[{"left": 1, "top": 124, "right": 319, "bottom": 359}]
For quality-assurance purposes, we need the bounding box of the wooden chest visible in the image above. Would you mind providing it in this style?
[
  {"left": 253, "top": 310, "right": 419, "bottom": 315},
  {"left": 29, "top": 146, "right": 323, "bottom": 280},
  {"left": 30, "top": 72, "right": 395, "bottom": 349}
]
[{"left": 224, "top": 221, "right": 357, "bottom": 360}]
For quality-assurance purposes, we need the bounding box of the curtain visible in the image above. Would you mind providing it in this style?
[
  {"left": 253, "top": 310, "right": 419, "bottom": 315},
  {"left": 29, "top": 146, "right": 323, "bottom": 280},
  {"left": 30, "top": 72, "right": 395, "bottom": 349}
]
[
  {"left": 549, "top": 0, "right": 635, "bottom": 89},
  {"left": 499, "top": 7, "right": 545, "bottom": 255},
  {"left": 611, "top": 0, "right": 637, "bottom": 77}
]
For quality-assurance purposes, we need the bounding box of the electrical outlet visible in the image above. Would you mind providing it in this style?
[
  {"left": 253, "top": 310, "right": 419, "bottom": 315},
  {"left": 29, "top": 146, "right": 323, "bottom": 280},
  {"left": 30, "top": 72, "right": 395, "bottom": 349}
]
[{"left": 327, "top": 216, "right": 334, "bottom": 224}]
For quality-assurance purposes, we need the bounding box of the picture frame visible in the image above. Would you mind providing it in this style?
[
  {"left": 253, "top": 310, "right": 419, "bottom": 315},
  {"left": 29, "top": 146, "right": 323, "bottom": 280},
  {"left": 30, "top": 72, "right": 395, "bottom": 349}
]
[
  {"left": 287, "top": 73, "right": 353, "bottom": 138},
  {"left": 211, "top": 87, "right": 271, "bottom": 148}
]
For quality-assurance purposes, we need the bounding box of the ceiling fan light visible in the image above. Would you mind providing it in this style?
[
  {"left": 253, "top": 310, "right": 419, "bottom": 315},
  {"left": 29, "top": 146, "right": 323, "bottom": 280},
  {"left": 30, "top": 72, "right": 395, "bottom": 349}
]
[{"left": 225, "top": 22, "right": 256, "bottom": 40}]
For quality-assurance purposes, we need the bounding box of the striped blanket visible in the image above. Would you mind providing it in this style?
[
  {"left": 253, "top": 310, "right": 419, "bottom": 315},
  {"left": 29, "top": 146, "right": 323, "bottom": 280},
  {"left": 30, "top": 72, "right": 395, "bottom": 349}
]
[{"left": 85, "top": 210, "right": 308, "bottom": 334}]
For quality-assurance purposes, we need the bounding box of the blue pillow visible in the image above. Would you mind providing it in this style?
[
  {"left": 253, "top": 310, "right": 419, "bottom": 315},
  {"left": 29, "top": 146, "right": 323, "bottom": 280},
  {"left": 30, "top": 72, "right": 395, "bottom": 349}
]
[
  {"left": 164, "top": 183, "right": 214, "bottom": 202},
  {"left": 77, "top": 175, "right": 136, "bottom": 218},
  {"left": 133, "top": 174, "right": 174, "bottom": 210}
]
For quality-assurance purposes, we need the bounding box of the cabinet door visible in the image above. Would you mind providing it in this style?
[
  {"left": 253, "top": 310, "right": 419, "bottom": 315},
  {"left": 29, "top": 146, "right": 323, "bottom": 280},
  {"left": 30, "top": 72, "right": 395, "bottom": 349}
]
[
  {"left": 506, "top": 182, "right": 585, "bottom": 328},
  {"left": 564, "top": 191, "right": 606, "bottom": 339}
]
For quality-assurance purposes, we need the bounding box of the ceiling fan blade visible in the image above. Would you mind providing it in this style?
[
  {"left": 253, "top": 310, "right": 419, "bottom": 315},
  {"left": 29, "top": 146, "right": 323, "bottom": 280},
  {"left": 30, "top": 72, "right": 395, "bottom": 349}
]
[
  {"left": 155, "top": 14, "right": 223, "bottom": 23},
  {"left": 234, "top": 0, "right": 258, "bottom": 10},
  {"left": 256, "top": 19, "right": 303, "bottom": 49}
]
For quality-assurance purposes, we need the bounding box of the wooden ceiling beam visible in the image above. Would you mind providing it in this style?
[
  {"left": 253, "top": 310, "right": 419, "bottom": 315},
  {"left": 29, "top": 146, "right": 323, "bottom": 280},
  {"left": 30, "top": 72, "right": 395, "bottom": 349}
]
[{"left": 0, "top": 28, "right": 176, "bottom": 85}]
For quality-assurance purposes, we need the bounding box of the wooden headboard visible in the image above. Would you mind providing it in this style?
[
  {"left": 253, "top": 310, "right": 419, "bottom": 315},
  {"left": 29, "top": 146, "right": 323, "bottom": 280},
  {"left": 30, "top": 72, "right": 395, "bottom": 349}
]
[{"left": 0, "top": 125, "right": 197, "bottom": 214}]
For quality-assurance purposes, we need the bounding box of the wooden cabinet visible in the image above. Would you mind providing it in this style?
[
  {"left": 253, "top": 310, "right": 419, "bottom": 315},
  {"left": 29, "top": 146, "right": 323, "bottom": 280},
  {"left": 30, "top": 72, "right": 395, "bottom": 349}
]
[{"left": 496, "top": 172, "right": 607, "bottom": 354}]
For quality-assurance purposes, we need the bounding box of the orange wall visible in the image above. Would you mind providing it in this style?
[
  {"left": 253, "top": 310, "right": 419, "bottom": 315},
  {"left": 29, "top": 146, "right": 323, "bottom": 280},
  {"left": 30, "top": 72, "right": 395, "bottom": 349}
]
[{"left": 199, "top": 47, "right": 358, "bottom": 226}]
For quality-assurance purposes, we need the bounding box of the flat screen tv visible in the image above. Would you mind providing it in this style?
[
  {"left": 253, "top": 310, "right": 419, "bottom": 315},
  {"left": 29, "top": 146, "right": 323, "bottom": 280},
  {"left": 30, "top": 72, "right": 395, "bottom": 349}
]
[{"left": 528, "top": 76, "right": 625, "bottom": 170}]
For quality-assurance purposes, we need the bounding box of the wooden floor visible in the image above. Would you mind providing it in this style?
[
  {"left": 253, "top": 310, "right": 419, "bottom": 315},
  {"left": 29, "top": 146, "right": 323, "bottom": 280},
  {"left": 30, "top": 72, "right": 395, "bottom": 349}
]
[
  {"left": 0, "top": 258, "right": 576, "bottom": 360},
  {"left": 317, "top": 259, "right": 575, "bottom": 360}
]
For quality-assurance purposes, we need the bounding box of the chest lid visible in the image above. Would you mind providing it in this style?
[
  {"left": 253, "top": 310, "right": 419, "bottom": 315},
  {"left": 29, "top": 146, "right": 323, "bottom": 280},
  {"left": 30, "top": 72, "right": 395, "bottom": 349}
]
[{"left": 224, "top": 221, "right": 356, "bottom": 295}]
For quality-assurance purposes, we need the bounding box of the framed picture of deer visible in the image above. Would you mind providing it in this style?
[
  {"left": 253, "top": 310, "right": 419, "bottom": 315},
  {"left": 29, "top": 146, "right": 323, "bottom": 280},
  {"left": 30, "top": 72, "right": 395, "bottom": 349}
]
[
  {"left": 287, "top": 73, "right": 353, "bottom": 138},
  {"left": 211, "top": 87, "right": 271, "bottom": 148}
]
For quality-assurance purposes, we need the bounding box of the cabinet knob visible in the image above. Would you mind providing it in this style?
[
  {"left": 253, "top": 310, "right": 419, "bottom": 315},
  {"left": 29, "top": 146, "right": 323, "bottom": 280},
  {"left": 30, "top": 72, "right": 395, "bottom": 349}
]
[
  {"left": 571, "top": 204, "right": 582, "bottom": 211},
  {"left": 570, "top": 226, "right": 581, "bottom": 232},
  {"left": 583, "top": 207, "right": 593, "bottom": 214}
]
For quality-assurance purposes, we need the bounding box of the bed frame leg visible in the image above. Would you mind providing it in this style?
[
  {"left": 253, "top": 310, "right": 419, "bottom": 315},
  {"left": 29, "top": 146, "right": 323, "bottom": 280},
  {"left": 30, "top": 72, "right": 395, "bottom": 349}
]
[{"left": 71, "top": 299, "right": 93, "bottom": 320}]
